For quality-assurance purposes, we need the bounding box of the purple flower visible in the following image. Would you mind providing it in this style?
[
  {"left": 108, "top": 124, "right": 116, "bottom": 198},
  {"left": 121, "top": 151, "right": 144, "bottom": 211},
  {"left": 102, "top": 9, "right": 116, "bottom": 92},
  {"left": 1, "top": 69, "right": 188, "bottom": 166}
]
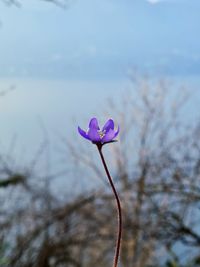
[{"left": 78, "top": 118, "right": 119, "bottom": 144}]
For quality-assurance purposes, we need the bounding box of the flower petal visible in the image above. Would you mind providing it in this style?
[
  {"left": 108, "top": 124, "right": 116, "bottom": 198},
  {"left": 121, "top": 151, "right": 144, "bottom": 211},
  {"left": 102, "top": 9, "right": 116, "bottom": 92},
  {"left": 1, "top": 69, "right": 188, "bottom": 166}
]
[
  {"left": 114, "top": 126, "right": 120, "bottom": 138},
  {"left": 101, "top": 129, "right": 116, "bottom": 142},
  {"left": 87, "top": 127, "right": 101, "bottom": 142},
  {"left": 89, "top": 118, "right": 100, "bottom": 130},
  {"left": 78, "top": 126, "right": 90, "bottom": 140},
  {"left": 102, "top": 126, "right": 120, "bottom": 143},
  {"left": 102, "top": 119, "right": 114, "bottom": 133}
]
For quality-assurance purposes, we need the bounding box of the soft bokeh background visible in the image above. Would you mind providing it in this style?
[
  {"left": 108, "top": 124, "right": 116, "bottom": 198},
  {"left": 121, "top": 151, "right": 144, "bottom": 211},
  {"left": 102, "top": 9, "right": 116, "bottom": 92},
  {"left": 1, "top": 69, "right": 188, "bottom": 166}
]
[
  {"left": 1, "top": 1, "right": 200, "bottom": 266},
  {"left": 1, "top": 0, "right": 200, "bottom": 147}
]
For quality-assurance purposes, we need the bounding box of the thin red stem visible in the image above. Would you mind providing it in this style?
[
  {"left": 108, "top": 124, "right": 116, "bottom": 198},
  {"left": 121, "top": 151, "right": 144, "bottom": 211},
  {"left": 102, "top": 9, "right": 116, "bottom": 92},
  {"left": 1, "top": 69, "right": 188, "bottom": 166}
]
[{"left": 97, "top": 144, "right": 122, "bottom": 267}]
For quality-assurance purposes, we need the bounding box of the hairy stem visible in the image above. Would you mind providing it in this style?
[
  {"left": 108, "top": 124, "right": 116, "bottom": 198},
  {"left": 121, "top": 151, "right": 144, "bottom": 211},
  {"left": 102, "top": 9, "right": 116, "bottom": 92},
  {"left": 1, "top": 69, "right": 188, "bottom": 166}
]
[{"left": 97, "top": 144, "right": 122, "bottom": 267}]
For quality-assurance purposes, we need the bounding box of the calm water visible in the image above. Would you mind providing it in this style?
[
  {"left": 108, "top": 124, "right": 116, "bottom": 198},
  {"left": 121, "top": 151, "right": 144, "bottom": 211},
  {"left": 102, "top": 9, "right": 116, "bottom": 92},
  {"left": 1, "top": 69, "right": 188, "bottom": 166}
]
[
  {"left": 0, "top": 76, "right": 199, "bottom": 149},
  {"left": 0, "top": 75, "right": 200, "bottom": 194}
]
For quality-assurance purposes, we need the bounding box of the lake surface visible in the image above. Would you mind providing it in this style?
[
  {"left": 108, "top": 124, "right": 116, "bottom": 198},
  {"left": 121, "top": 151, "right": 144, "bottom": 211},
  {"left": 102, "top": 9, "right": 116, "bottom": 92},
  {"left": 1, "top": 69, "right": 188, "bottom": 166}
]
[
  {"left": 0, "top": 75, "right": 199, "bottom": 149},
  {"left": 0, "top": 75, "right": 200, "bottom": 194}
]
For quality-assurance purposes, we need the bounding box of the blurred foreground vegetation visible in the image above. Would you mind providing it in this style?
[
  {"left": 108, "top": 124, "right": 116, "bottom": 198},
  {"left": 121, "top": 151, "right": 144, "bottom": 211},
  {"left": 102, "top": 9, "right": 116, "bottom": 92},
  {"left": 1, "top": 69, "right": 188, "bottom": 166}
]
[{"left": 1, "top": 78, "right": 200, "bottom": 267}]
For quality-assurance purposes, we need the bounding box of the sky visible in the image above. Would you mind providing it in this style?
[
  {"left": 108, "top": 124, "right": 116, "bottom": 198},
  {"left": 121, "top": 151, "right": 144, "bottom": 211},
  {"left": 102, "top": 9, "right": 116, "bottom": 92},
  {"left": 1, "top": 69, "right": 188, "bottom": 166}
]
[{"left": 0, "top": 0, "right": 200, "bottom": 79}]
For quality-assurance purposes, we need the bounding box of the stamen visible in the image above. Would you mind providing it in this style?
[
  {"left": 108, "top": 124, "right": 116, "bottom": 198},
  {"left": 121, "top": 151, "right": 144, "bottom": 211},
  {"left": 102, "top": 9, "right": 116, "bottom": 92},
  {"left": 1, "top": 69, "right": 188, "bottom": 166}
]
[{"left": 98, "top": 130, "right": 106, "bottom": 139}]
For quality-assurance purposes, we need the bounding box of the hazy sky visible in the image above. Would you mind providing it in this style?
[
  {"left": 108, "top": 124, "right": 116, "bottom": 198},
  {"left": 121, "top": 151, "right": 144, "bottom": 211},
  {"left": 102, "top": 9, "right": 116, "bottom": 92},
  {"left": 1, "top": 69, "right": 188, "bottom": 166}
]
[{"left": 0, "top": 0, "right": 200, "bottom": 80}]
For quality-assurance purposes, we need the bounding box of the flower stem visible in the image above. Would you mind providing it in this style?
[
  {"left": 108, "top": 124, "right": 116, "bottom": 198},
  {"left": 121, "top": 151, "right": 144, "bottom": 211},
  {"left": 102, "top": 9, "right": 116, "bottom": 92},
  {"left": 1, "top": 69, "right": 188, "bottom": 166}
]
[{"left": 96, "top": 144, "right": 122, "bottom": 267}]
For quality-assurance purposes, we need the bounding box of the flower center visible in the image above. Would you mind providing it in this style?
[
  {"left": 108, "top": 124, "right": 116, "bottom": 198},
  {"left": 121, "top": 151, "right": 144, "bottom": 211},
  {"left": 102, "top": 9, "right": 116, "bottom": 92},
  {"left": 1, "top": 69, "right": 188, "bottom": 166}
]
[{"left": 98, "top": 130, "right": 106, "bottom": 139}]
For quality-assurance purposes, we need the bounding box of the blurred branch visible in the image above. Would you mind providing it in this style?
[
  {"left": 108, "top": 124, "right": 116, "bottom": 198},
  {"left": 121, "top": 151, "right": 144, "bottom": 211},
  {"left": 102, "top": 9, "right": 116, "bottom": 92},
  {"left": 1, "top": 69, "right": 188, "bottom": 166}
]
[
  {"left": 0, "top": 85, "right": 16, "bottom": 97},
  {"left": 0, "top": 173, "right": 25, "bottom": 187},
  {"left": 1, "top": 0, "right": 71, "bottom": 8}
]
